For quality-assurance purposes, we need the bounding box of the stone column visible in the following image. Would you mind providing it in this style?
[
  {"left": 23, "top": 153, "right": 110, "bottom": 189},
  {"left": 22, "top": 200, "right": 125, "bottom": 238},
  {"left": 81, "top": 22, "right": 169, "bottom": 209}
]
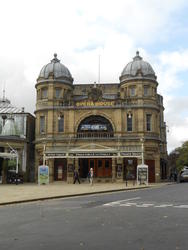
[
  {"left": 35, "top": 150, "right": 40, "bottom": 183},
  {"left": 116, "top": 157, "right": 123, "bottom": 182},
  {"left": 75, "top": 158, "right": 79, "bottom": 171},
  {"left": 112, "top": 158, "right": 116, "bottom": 182},
  {"left": 155, "top": 154, "right": 161, "bottom": 182},
  {"left": 48, "top": 158, "right": 54, "bottom": 183},
  {"left": 67, "top": 158, "right": 74, "bottom": 184}
]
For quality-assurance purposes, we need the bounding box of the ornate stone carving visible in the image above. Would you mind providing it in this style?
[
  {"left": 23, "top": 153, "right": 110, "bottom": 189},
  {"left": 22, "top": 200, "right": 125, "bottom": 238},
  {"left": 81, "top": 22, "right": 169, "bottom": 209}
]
[{"left": 88, "top": 86, "right": 102, "bottom": 102}]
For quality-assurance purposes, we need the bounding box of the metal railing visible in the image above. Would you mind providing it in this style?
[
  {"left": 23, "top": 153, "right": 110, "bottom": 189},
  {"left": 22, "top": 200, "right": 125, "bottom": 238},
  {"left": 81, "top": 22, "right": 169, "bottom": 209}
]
[{"left": 77, "top": 132, "right": 114, "bottom": 138}]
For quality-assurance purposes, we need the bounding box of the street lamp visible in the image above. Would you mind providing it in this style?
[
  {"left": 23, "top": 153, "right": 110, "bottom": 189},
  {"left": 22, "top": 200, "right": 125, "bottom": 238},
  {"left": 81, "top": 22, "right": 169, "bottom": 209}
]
[
  {"left": 140, "top": 137, "right": 145, "bottom": 165},
  {"left": 43, "top": 144, "right": 46, "bottom": 166}
]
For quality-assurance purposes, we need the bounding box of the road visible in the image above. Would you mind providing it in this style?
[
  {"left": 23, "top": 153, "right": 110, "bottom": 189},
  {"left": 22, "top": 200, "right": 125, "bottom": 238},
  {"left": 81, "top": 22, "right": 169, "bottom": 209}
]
[{"left": 0, "top": 183, "right": 188, "bottom": 250}]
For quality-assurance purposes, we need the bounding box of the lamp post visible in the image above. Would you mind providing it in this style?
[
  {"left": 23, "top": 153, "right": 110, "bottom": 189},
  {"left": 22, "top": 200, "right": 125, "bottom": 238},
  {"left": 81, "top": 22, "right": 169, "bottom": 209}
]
[
  {"left": 140, "top": 137, "right": 145, "bottom": 165},
  {"left": 43, "top": 144, "right": 46, "bottom": 166}
]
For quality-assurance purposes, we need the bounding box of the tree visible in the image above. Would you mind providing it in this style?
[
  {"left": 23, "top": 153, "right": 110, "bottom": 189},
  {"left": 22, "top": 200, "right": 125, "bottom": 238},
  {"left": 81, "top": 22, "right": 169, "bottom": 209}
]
[
  {"left": 168, "top": 148, "right": 180, "bottom": 174},
  {"left": 176, "top": 141, "right": 188, "bottom": 172}
]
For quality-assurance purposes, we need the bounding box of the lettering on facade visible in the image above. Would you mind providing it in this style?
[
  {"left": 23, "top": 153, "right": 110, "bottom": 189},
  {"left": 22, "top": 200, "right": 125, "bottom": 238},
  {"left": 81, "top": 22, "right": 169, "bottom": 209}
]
[
  {"left": 69, "top": 152, "right": 118, "bottom": 157},
  {"left": 120, "top": 152, "right": 142, "bottom": 157},
  {"left": 45, "top": 153, "right": 66, "bottom": 157},
  {"left": 45, "top": 151, "right": 142, "bottom": 158},
  {"left": 76, "top": 101, "right": 115, "bottom": 107}
]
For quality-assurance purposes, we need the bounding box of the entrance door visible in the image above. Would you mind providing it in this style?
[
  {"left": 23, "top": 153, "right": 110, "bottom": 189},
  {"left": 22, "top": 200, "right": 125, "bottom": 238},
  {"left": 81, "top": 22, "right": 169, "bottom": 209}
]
[
  {"left": 54, "top": 159, "right": 67, "bottom": 181},
  {"left": 88, "top": 158, "right": 112, "bottom": 177},
  {"left": 145, "top": 160, "right": 155, "bottom": 183}
]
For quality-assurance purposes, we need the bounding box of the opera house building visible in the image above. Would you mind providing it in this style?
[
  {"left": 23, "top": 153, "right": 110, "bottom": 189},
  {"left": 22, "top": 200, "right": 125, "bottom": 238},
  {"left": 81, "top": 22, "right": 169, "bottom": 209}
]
[{"left": 35, "top": 52, "right": 167, "bottom": 183}]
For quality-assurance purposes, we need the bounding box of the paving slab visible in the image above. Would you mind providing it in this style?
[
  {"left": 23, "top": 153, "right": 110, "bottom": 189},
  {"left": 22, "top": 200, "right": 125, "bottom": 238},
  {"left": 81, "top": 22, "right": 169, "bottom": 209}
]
[{"left": 0, "top": 182, "right": 170, "bottom": 206}]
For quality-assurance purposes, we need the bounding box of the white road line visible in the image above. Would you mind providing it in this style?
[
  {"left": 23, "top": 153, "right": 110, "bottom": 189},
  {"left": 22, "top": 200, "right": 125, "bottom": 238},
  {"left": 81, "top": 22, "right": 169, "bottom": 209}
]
[
  {"left": 174, "top": 205, "right": 188, "bottom": 208},
  {"left": 120, "top": 202, "right": 138, "bottom": 206},
  {"left": 154, "top": 204, "right": 173, "bottom": 208},
  {"left": 136, "top": 204, "right": 154, "bottom": 207},
  {"left": 103, "top": 197, "right": 140, "bottom": 206}
]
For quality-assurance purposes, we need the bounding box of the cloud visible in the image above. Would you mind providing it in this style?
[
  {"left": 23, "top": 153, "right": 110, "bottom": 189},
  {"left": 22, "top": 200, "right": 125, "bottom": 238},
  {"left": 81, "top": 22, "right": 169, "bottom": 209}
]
[
  {"left": 0, "top": 0, "right": 188, "bottom": 152},
  {"left": 151, "top": 49, "right": 188, "bottom": 152}
]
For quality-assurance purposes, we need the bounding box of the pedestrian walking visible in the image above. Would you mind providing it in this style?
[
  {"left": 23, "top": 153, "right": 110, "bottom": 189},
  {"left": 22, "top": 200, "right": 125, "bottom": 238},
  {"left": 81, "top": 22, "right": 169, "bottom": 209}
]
[
  {"left": 89, "top": 167, "right": 94, "bottom": 185},
  {"left": 73, "top": 169, "right": 80, "bottom": 184},
  {"left": 87, "top": 171, "right": 90, "bottom": 183}
]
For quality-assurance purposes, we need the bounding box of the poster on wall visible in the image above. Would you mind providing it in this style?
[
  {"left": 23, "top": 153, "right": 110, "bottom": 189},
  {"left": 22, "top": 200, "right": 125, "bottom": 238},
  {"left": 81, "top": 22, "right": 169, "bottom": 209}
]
[{"left": 38, "top": 165, "right": 49, "bottom": 185}]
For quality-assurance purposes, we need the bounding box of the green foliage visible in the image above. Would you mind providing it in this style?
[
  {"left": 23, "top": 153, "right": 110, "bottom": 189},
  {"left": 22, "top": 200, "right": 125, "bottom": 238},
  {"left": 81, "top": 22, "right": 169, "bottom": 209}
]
[
  {"left": 8, "top": 159, "right": 16, "bottom": 168},
  {"left": 176, "top": 141, "right": 188, "bottom": 172}
]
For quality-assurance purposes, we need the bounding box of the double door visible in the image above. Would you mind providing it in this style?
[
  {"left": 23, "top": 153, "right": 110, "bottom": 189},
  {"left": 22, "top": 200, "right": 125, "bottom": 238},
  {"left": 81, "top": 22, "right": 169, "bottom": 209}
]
[{"left": 88, "top": 158, "right": 112, "bottom": 177}]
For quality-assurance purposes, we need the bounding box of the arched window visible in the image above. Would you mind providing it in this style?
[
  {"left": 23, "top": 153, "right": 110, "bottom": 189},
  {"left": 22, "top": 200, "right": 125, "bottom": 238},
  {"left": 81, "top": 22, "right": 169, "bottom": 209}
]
[{"left": 77, "top": 115, "right": 113, "bottom": 138}]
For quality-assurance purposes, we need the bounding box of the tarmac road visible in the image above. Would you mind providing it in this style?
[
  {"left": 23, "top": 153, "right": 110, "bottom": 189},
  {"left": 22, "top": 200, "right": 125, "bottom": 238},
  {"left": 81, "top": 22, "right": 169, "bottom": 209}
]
[{"left": 0, "top": 183, "right": 187, "bottom": 250}]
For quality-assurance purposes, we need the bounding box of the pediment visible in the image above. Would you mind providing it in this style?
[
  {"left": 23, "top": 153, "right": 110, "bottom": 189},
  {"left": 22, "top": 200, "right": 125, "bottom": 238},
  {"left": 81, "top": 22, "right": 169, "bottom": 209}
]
[{"left": 71, "top": 143, "right": 116, "bottom": 152}]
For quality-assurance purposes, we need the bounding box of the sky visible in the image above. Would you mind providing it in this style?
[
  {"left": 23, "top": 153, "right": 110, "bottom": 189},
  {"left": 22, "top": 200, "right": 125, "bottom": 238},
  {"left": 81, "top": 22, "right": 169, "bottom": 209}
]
[{"left": 0, "top": 0, "right": 188, "bottom": 153}]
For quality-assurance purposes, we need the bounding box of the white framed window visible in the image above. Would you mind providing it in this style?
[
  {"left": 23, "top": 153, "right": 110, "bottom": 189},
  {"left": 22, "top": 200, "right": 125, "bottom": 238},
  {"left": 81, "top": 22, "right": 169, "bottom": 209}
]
[
  {"left": 58, "top": 115, "right": 64, "bottom": 132},
  {"left": 130, "top": 87, "right": 136, "bottom": 96},
  {"left": 41, "top": 88, "right": 48, "bottom": 99},
  {"left": 40, "top": 116, "right": 45, "bottom": 133},
  {"left": 127, "top": 114, "right": 133, "bottom": 132},
  {"left": 55, "top": 88, "right": 61, "bottom": 98},
  {"left": 146, "top": 114, "right": 152, "bottom": 131},
  {"left": 144, "top": 86, "right": 149, "bottom": 96}
]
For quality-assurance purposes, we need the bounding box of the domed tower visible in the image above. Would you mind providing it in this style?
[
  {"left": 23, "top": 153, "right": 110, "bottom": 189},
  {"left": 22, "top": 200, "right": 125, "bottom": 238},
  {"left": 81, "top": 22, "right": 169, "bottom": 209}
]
[
  {"left": 119, "top": 51, "right": 167, "bottom": 182},
  {"left": 119, "top": 51, "right": 157, "bottom": 98},
  {"left": 35, "top": 54, "right": 74, "bottom": 180}
]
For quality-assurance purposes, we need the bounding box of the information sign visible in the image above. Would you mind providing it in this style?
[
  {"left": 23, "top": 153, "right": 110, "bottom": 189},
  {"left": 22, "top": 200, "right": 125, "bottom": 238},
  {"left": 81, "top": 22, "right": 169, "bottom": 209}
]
[
  {"left": 137, "top": 164, "right": 148, "bottom": 185},
  {"left": 38, "top": 165, "right": 49, "bottom": 185}
]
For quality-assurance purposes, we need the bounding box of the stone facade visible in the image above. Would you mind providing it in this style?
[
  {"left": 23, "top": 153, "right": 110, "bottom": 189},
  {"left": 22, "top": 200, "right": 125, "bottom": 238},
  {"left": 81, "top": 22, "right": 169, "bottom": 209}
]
[{"left": 34, "top": 52, "right": 167, "bottom": 183}]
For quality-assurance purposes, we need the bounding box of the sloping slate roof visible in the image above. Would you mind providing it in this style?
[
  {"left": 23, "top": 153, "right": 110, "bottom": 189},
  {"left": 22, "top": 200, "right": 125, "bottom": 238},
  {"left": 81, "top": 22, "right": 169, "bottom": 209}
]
[{"left": 0, "top": 98, "right": 22, "bottom": 113}]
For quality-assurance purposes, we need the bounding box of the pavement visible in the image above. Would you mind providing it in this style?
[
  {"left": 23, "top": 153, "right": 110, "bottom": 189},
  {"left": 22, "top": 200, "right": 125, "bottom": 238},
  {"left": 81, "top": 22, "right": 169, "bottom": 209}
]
[{"left": 0, "top": 181, "right": 171, "bottom": 206}]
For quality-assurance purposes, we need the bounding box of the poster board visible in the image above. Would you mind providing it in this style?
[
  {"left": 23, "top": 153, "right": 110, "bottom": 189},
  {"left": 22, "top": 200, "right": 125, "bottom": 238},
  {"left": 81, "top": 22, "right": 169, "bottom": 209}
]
[
  {"left": 137, "top": 164, "right": 148, "bottom": 185},
  {"left": 38, "top": 165, "right": 49, "bottom": 185}
]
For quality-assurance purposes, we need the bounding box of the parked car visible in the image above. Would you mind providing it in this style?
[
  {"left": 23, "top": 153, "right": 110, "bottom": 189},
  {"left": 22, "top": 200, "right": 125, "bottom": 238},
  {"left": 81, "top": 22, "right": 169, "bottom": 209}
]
[{"left": 179, "top": 170, "right": 188, "bottom": 183}]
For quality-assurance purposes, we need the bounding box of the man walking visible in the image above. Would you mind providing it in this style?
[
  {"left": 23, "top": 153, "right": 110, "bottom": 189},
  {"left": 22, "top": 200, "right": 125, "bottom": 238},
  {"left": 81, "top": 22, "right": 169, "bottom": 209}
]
[{"left": 73, "top": 169, "right": 80, "bottom": 184}]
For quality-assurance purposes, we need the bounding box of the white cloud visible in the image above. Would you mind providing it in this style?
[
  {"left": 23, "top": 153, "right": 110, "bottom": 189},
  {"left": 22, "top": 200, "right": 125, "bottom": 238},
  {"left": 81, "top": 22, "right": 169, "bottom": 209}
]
[{"left": 0, "top": 0, "right": 188, "bottom": 151}]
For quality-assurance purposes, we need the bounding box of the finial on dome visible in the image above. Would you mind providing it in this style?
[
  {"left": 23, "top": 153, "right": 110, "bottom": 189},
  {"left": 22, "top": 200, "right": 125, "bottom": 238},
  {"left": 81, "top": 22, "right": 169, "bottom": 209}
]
[
  {"left": 51, "top": 53, "right": 60, "bottom": 63},
  {"left": 133, "top": 50, "right": 142, "bottom": 61}
]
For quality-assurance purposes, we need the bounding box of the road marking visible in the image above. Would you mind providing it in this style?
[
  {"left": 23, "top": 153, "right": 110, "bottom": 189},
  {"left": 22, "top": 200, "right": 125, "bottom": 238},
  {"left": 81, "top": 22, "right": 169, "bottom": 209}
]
[
  {"left": 136, "top": 204, "right": 154, "bottom": 207},
  {"left": 154, "top": 204, "right": 173, "bottom": 208},
  {"left": 103, "top": 199, "right": 188, "bottom": 209},
  {"left": 120, "top": 202, "right": 138, "bottom": 206},
  {"left": 174, "top": 205, "right": 188, "bottom": 208},
  {"left": 103, "top": 197, "right": 140, "bottom": 206}
]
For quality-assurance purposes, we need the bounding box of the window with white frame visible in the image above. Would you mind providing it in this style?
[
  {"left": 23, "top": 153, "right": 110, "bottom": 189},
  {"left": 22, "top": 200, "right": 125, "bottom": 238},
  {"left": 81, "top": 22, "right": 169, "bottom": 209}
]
[
  {"left": 58, "top": 115, "right": 64, "bottom": 132},
  {"left": 146, "top": 114, "right": 152, "bottom": 131},
  {"left": 127, "top": 114, "right": 133, "bottom": 131},
  {"left": 130, "top": 86, "right": 136, "bottom": 96},
  {"left": 55, "top": 88, "right": 61, "bottom": 99},
  {"left": 144, "top": 86, "right": 149, "bottom": 96},
  {"left": 41, "top": 88, "right": 48, "bottom": 99},
  {"left": 40, "top": 116, "right": 45, "bottom": 133}
]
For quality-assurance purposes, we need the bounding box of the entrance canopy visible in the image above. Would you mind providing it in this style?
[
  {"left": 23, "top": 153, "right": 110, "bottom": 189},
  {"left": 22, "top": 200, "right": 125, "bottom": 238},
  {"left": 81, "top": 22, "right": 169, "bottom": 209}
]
[
  {"left": 0, "top": 152, "right": 17, "bottom": 159},
  {"left": 44, "top": 144, "right": 142, "bottom": 159}
]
